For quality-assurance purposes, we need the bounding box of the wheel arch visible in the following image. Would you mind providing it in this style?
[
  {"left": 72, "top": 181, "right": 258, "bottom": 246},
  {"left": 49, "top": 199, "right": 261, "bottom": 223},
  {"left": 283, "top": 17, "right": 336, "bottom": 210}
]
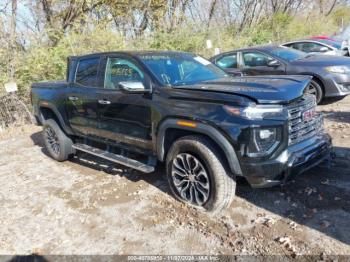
[
  {"left": 298, "top": 73, "right": 325, "bottom": 102},
  {"left": 38, "top": 103, "right": 72, "bottom": 135},
  {"left": 300, "top": 73, "right": 325, "bottom": 92},
  {"left": 156, "top": 119, "right": 242, "bottom": 176}
]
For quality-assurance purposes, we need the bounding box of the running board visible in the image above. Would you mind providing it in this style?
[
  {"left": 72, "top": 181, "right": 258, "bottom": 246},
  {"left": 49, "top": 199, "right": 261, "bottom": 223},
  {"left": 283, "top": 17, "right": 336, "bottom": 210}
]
[{"left": 72, "top": 143, "right": 155, "bottom": 173}]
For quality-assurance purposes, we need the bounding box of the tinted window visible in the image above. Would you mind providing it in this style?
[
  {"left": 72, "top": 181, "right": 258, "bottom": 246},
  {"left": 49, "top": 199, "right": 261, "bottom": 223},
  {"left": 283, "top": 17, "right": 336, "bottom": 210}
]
[
  {"left": 287, "top": 42, "right": 305, "bottom": 51},
  {"left": 75, "top": 58, "right": 100, "bottom": 86},
  {"left": 104, "top": 58, "right": 144, "bottom": 90},
  {"left": 139, "top": 54, "right": 227, "bottom": 86},
  {"left": 243, "top": 52, "right": 273, "bottom": 67},
  {"left": 299, "top": 42, "right": 330, "bottom": 53},
  {"left": 216, "top": 53, "right": 238, "bottom": 69}
]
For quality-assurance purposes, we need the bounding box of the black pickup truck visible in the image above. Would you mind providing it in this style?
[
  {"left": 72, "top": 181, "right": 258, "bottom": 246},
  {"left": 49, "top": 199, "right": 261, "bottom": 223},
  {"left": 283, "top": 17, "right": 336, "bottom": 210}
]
[{"left": 31, "top": 51, "right": 332, "bottom": 213}]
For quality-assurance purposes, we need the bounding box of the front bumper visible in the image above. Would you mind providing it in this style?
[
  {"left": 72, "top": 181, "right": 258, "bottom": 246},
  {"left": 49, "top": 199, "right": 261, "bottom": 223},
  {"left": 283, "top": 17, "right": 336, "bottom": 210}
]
[
  {"left": 241, "top": 133, "right": 332, "bottom": 188},
  {"left": 323, "top": 72, "right": 350, "bottom": 97}
]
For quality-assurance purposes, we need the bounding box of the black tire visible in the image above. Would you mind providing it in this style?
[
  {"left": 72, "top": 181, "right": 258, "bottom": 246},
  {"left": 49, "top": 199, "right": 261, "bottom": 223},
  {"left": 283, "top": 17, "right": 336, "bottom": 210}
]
[
  {"left": 166, "top": 135, "right": 236, "bottom": 214},
  {"left": 307, "top": 79, "right": 323, "bottom": 104},
  {"left": 42, "top": 119, "right": 74, "bottom": 161}
]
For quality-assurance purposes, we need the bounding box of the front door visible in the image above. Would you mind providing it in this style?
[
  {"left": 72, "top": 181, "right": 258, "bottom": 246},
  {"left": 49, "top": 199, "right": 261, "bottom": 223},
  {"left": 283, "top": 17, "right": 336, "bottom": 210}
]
[
  {"left": 214, "top": 52, "right": 243, "bottom": 76},
  {"left": 66, "top": 56, "right": 101, "bottom": 137},
  {"left": 97, "top": 55, "right": 153, "bottom": 152},
  {"left": 241, "top": 51, "right": 285, "bottom": 76}
]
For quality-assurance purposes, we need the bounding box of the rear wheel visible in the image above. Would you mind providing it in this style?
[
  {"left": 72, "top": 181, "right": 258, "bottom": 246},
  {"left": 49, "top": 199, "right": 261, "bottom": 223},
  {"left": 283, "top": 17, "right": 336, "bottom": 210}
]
[
  {"left": 43, "top": 119, "right": 74, "bottom": 161},
  {"left": 306, "top": 79, "right": 323, "bottom": 104},
  {"left": 166, "top": 135, "right": 236, "bottom": 214}
]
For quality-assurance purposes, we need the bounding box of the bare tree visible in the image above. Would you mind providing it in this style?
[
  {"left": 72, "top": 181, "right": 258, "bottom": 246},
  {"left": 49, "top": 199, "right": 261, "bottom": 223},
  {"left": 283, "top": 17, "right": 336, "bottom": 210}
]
[
  {"left": 9, "top": 0, "right": 17, "bottom": 80},
  {"left": 38, "top": 0, "right": 107, "bottom": 45}
]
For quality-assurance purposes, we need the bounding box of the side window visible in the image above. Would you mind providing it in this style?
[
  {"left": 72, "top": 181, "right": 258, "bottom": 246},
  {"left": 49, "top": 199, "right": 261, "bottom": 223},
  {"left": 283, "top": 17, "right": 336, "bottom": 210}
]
[
  {"left": 104, "top": 57, "right": 144, "bottom": 90},
  {"left": 216, "top": 53, "right": 238, "bottom": 69},
  {"left": 243, "top": 52, "right": 273, "bottom": 67},
  {"left": 283, "top": 43, "right": 293, "bottom": 48},
  {"left": 301, "top": 42, "right": 330, "bottom": 53},
  {"left": 286, "top": 43, "right": 303, "bottom": 51},
  {"left": 75, "top": 57, "right": 100, "bottom": 87},
  {"left": 293, "top": 43, "right": 305, "bottom": 51}
]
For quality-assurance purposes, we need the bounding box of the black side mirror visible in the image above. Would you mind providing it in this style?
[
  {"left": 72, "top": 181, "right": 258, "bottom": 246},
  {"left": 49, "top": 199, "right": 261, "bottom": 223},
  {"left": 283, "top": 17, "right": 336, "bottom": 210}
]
[
  {"left": 267, "top": 59, "right": 281, "bottom": 67},
  {"left": 118, "top": 81, "right": 148, "bottom": 93}
]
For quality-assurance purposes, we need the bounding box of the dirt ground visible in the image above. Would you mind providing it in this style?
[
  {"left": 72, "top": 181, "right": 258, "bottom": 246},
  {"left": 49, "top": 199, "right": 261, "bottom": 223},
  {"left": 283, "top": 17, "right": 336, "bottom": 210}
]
[{"left": 0, "top": 96, "right": 349, "bottom": 258}]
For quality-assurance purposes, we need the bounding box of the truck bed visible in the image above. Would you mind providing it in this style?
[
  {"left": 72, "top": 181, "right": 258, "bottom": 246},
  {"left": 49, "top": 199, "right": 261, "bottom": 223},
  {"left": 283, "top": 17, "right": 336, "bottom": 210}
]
[{"left": 31, "top": 81, "right": 68, "bottom": 89}]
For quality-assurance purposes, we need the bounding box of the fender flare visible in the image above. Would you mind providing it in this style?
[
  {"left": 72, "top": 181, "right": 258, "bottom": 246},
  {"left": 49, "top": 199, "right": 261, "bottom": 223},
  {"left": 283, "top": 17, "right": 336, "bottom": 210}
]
[
  {"left": 156, "top": 118, "right": 242, "bottom": 175},
  {"left": 38, "top": 101, "right": 73, "bottom": 135}
]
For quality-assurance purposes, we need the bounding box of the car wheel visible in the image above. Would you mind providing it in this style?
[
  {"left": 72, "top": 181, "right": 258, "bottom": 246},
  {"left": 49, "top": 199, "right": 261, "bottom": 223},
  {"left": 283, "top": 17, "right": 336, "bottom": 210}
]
[
  {"left": 306, "top": 79, "right": 323, "bottom": 104},
  {"left": 166, "top": 135, "right": 236, "bottom": 214},
  {"left": 43, "top": 119, "right": 74, "bottom": 161}
]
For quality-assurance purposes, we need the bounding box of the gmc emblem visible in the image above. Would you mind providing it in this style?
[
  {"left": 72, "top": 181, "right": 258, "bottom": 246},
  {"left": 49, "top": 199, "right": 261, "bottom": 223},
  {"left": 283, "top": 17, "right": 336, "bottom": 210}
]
[{"left": 302, "top": 108, "right": 316, "bottom": 122}]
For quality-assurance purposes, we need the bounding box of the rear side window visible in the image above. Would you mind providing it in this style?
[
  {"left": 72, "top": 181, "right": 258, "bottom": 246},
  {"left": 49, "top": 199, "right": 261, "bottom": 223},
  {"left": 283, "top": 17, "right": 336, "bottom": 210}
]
[
  {"left": 284, "top": 43, "right": 303, "bottom": 51},
  {"left": 75, "top": 57, "right": 100, "bottom": 87},
  {"left": 216, "top": 53, "right": 238, "bottom": 69}
]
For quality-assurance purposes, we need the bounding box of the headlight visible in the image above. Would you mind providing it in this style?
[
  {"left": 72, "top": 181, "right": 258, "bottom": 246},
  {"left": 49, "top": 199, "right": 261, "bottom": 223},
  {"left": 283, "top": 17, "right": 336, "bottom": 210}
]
[
  {"left": 325, "top": 66, "right": 350, "bottom": 74},
  {"left": 246, "top": 127, "right": 281, "bottom": 157},
  {"left": 224, "top": 104, "right": 287, "bottom": 120}
]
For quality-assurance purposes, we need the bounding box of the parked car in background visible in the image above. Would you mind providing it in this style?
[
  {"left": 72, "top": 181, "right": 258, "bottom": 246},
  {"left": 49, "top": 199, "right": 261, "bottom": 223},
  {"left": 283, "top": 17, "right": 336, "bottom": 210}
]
[
  {"left": 210, "top": 45, "right": 350, "bottom": 104},
  {"left": 282, "top": 39, "right": 349, "bottom": 56},
  {"left": 31, "top": 51, "right": 332, "bottom": 214}
]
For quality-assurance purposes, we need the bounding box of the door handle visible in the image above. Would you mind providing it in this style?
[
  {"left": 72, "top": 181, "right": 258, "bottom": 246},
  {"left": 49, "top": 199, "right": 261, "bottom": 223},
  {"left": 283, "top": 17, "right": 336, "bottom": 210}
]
[
  {"left": 98, "top": 99, "right": 111, "bottom": 105},
  {"left": 68, "top": 96, "right": 79, "bottom": 101}
]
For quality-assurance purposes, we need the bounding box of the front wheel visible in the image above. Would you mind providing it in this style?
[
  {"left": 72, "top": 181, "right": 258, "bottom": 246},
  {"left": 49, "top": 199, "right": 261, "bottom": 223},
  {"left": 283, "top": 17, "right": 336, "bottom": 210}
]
[
  {"left": 166, "top": 136, "right": 236, "bottom": 214},
  {"left": 306, "top": 79, "right": 323, "bottom": 104}
]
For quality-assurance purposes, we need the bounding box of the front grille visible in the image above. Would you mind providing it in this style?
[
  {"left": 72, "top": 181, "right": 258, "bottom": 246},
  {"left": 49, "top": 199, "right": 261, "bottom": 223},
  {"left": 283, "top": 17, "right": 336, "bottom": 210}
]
[{"left": 287, "top": 95, "right": 323, "bottom": 145}]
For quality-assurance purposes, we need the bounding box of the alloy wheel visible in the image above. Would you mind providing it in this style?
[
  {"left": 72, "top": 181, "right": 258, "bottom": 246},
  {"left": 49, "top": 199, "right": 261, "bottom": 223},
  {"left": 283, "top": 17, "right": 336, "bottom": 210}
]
[
  {"left": 171, "top": 153, "right": 210, "bottom": 206},
  {"left": 45, "top": 126, "right": 60, "bottom": 156}
]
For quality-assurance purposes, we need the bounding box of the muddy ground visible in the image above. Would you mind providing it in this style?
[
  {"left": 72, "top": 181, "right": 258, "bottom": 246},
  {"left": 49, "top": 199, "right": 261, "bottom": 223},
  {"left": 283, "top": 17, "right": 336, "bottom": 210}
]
[{"left": 0, "top": 97, "right": 349, "bottom": 258}]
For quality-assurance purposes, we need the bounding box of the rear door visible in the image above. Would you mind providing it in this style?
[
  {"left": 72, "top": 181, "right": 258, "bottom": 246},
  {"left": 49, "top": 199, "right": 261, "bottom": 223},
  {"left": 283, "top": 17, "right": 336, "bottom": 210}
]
[
  {"left": 96, "top": 55, "right": 153, "bottom": 153},
  {"left": 66, "top": 56, "right": 101, "bottom": 137},
  {"left": 241, "top": 51, "right": 286, "bottom": 76}
]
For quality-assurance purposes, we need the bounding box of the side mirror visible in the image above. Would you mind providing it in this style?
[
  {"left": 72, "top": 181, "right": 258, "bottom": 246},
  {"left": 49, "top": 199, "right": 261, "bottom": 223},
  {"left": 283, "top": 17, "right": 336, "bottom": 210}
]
[
  {"left": 118, "top": 81, "right": 148, "bottom": 93},
  {"left": 267, "top": 59, "right": 281, "bottom": 67}
]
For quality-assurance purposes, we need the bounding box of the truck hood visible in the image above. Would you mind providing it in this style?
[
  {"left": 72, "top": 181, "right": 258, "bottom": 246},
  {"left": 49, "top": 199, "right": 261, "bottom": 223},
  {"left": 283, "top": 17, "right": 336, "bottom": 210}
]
[{"left": 173, "top": 75, "right": 311, "bottom": 104}]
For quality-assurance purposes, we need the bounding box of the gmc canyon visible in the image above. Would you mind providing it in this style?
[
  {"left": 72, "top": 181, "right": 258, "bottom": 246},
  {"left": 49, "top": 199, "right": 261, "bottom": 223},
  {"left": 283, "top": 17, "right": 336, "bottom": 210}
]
[{"left": 31, "top": 51, "right": 332, "bottom": 213}]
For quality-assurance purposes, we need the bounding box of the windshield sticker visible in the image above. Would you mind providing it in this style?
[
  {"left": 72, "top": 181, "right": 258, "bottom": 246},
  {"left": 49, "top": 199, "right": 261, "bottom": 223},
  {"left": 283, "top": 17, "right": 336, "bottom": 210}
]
[{"left": 194, "top": 56, "right": 211, "bottom": 66}]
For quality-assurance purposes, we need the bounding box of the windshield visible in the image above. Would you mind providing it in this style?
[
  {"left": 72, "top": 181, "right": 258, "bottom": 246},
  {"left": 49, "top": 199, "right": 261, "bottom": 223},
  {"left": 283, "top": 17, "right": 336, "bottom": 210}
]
[
  {"left": 270, "top": 47, "right": 307, "bottom": 62},
  {"left": 138, "top": 53, "right": 227, "bottom": 86}
]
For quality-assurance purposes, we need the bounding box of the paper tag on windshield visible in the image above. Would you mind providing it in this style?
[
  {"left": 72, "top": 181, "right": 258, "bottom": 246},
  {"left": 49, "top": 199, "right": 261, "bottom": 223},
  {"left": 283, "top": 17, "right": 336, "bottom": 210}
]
[{"left": 194, "top": 56, "right": 211, "bottom": 66}]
